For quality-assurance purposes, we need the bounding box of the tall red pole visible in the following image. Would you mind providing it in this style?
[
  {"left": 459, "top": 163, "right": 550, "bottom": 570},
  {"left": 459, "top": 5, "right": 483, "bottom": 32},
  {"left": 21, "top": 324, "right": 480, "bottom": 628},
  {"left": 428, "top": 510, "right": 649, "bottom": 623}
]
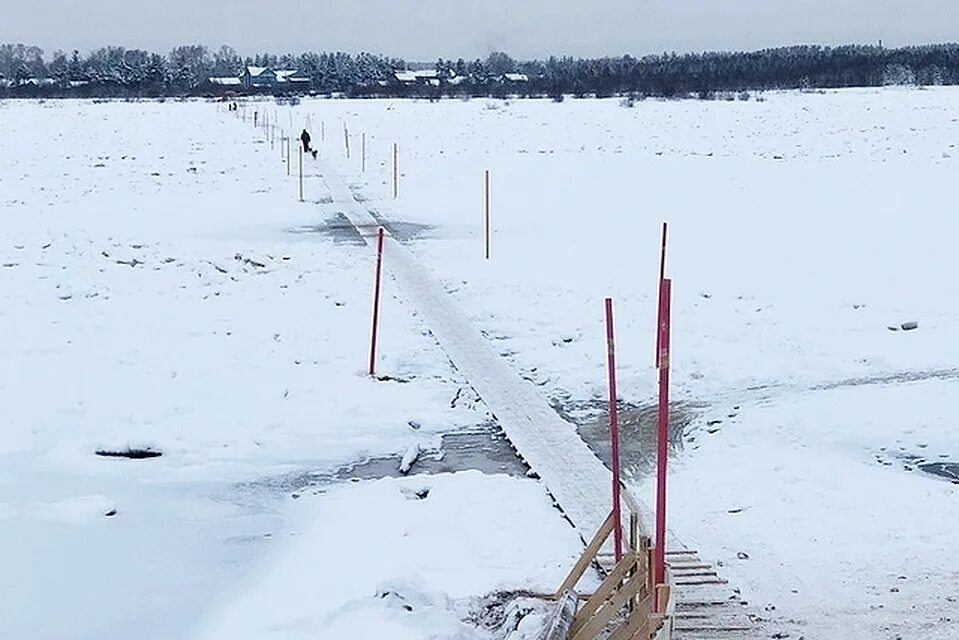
[
  {"left": 484, "top": 170, "right": 491, "bottom": 260},
  {"left": 654, "top": 278, "right": 672, "bottom": 602},
  {"left": 344, "top": 123, "right": 350, "bottom": 159},
  {"left": 655, "top": 222, "right": 668, "bottom": 365},
  {"left": 369, "top": 228, "right": 386, "bottom": 376},
  {"left": 605, "top": 298, "right": 623, "bottom": 563}
]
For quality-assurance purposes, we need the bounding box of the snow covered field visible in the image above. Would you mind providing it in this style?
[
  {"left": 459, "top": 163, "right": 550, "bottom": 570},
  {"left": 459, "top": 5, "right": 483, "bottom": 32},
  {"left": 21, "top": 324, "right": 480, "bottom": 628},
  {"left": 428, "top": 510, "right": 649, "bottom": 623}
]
[{"left": 2, "top": 88, "right": 958, "bottom": 638}]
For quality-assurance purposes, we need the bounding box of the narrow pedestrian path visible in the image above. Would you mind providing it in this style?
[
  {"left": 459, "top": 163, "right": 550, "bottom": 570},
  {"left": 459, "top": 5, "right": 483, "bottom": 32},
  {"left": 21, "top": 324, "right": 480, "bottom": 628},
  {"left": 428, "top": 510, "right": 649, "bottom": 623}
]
[{"left": 315, "top": 158, "right": 767, "bottom": 639}]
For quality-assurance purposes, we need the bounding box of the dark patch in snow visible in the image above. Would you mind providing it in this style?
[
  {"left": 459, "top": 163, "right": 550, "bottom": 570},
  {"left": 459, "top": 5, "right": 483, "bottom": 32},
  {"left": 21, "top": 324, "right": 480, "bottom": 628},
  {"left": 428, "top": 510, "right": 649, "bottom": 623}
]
[
  {"left": 288, "top": 214, "right": 366, "bottom": 245},
  {"left": 919, "top": 462, "right": 959, "bottom": 483},
  {"left": 95, "top": 447, "right": 163, "bottom": 460}
]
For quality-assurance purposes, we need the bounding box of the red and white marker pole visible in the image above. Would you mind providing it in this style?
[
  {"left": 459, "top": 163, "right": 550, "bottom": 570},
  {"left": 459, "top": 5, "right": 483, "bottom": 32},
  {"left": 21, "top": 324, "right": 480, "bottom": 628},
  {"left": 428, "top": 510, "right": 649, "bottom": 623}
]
[
  {"left": 369, "top": 228, "right": 386, "bottom": 376},
  {"left": 605, "top": 297, "right": 623, "bottom": 563},
  {"left": 654, "top": 277, "right": 672, "bottom": 607},
  {"left": 655, "top": 222, "right": 668, "bottom": 365}
]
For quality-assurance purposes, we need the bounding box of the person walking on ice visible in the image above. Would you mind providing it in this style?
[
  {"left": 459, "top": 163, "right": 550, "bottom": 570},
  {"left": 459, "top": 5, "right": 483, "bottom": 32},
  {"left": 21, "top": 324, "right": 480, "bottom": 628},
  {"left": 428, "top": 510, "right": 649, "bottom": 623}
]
[{"left": 301, "top": 129, "right": 318, "bottom": 159}]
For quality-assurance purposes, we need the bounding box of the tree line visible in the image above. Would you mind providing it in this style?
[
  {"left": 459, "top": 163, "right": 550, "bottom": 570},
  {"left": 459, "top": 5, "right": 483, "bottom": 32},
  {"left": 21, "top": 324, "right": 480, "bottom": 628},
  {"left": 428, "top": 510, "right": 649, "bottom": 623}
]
[{"left": 2, "top": 42, "right": 959, "bottom": 99}]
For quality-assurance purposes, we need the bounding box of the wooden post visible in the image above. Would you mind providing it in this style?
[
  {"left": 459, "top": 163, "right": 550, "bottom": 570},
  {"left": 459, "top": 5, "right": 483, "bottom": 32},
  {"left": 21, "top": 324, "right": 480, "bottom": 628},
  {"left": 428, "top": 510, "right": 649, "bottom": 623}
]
[
  {"left": 298, "top": 146, "right": 304, "bottom": 202},
  {"left": 362, "top": 133, "right": 367, "bottom": 172},
  {"left": 484, "top": 170, "right": 491, "bottom": 260},
  {"left": 344, "top": 123, "right": 350, "bottom": 159},
  {"left": 605, "top": 298, "right": 623, "bottom": 563},
  {"left": 369, "top": 228, "right": 386, "bottom": 376},
  {"left": 392, "top": 143, "right": 398, "bottom": 199}
]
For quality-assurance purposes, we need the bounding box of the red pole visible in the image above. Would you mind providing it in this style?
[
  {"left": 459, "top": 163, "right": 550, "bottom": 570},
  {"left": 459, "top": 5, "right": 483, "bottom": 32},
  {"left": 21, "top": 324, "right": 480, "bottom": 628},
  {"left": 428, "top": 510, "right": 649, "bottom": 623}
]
[
  {"left": 484, "top": 170, "right": 491, "bottom": 260},
  {"left": 605, "top": 298, "right": 623, "bottom": 563},
  {"left": 298, "top": 147, "right": 303, "bottom": 202},
  {"left": 392, "top": 143, "right": 398, "bottom": 199},
  {"left": 655, "top": 222, "right": 668, "bottom": 365},
  {"left": 344, "top": 123, "right": 350, "bottom": 159},
  {"left": 654, "top": 278, "right": 672, "bottom": 602},
  {"left": 369, "top": 228, "right": 386, "bottom": 376}
]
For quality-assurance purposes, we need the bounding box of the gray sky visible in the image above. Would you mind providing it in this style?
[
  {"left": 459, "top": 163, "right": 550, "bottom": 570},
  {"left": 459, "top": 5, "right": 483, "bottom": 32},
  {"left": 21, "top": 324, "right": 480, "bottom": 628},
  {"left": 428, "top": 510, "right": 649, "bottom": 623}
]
[{"left": 4, "top": 1, "right": 959, "bottom": 60}]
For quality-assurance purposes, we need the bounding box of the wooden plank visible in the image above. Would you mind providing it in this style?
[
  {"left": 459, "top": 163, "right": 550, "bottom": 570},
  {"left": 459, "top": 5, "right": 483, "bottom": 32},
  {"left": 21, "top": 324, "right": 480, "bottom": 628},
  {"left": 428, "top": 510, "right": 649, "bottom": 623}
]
[
  {"left": 607, "top": 594, "right": 652, "bottom": 640},
  {"left": 572, "top": 552, "right": 638, "bottom": 633},
  {"left": 665, "top": 563, "right": 712, "bottom": 571},
  {"left": 655, "top": 584, "right": 671, "bottom": 615},
  {"left": 555, "top": 512, "right": 615, "bottom": 598},
  {"left": 538, "top": 590, "right": 579, "bottom": 640},
  {"left": 674, "top": 578, "right": 729, "bottom": 586},
  {"left": 572, "top": 571, "right": 646, "bottom": 640}
]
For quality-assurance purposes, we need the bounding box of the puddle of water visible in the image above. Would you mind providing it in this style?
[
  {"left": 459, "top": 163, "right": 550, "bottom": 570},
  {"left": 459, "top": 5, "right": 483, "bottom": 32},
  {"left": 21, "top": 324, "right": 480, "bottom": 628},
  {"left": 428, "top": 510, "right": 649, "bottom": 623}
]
[
  {"left": 570, "top": 402, "right": 696, "bottom": 477},
  {"left": 367, "top": 212, "right": 435, "bottom": 243},
  {"left": 257, "top": 425, "right": 529, "bottom": 495},
  {"left": 287, "top": 213, "right": 366, "bottom": 245}
]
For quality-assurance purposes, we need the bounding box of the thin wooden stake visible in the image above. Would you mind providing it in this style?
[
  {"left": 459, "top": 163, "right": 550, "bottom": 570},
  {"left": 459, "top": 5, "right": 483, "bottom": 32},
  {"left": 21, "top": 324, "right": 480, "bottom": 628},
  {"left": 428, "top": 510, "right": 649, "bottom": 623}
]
[
  {"left": 484, "top": 169, "right": 491, "bottom": 260},
  {"left": 369, "top": 228, "right": 386, "bottom": 376},
  {"left": 392, "top": 143, "right": 398, "bottom": 199}
]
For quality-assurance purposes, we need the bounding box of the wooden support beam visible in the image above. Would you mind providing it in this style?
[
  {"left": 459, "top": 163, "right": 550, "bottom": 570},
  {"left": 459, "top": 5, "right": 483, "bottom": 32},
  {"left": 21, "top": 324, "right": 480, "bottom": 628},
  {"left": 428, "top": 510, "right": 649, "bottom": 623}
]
[{"left": 555, "top": 512, "right": 615, "bottom": 598}]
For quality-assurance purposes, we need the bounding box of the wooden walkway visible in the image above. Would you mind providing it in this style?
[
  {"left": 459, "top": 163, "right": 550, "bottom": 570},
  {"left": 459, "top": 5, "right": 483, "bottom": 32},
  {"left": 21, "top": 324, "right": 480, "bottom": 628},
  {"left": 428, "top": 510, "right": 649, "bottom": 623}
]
[{"left": 316, "top": 159, "right": 766, "bottom": 639}]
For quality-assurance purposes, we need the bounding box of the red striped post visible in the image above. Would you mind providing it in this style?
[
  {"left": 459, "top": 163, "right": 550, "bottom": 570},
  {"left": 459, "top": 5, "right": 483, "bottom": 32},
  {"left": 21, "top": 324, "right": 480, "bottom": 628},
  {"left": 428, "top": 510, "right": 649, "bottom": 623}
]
[
  {"left": 654, "top": 277, "right": 672, "bottom": 608},
  {"left": 605, "top": 297, "right": 623, "bottom": 563},
  {"left": 655, "top": 222, "right": 668, "bottom": 365},
  {"left": 392, "top": 143, "right": 398, "bottom": 199},
  {"left": 369, "top": 228, "right": 386, "bottom": 376},
  {"left": 484, "top": 170, "right": 491, "bottom": 260}
]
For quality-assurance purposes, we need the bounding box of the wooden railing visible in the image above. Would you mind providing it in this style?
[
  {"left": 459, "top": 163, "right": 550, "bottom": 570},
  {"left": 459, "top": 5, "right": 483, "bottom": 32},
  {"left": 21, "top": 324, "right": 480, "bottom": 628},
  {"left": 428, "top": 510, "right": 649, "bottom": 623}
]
[{"left": 546, "top": 488, "right": 673, "bottom": 640}]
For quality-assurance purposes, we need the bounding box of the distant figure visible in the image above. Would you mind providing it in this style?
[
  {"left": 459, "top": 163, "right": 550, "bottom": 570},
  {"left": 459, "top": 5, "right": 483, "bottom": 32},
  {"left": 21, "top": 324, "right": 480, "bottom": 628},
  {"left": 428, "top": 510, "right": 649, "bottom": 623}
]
[{"left": 301, "top": 129, "right": 318, "bottom": 158}]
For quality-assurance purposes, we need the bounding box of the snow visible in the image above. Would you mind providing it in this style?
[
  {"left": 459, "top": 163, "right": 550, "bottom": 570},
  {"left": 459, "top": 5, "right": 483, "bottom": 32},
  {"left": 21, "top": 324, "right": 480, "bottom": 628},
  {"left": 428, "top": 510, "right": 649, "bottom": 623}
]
[
  {"left": 311, "top": 88, "right": 959, "bottom": 637},
  {"left": 196, "top": 472, "right": 589, "bottom": 640},
  {"left": 0, "top": 99, "right": 572, "bottom": 638},
  {"left": 4, "top": 87, "right": 959, "bottom": 638}
]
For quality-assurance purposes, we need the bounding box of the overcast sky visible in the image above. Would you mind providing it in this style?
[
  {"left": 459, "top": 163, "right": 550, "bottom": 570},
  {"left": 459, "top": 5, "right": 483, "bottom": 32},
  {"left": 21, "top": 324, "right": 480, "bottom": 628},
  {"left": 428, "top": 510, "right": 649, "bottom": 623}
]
[{"left": 4, "top": 1, "right": 959, "bottom": 60}]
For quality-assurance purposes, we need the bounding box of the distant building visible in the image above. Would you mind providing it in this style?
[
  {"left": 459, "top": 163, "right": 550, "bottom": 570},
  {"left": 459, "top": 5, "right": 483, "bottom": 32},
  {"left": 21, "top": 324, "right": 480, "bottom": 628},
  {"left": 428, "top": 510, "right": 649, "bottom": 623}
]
[
  {"left": 210, "top": 77, "right": 242, "bottom": 87},
  {"left": 393, "top": 69, "right": 441, "bottom": 87},
  {"left": 20, "top": 78, "right": 56, "bottom": 87},
  {"left": 242, "top": 66, "right": 277, "bottom": 88},
  {"left": 503, "top": 73, "right": 529, "bottom": 83},
  {"left": 275, "top": 69, "right": 311, "bottom": 85}
]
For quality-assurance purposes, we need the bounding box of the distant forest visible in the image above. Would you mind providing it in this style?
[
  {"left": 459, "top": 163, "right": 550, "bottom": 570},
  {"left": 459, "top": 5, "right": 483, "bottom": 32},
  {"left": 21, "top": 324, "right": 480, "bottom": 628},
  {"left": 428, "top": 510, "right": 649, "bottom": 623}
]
[{"left": 2, "top": 42, "right": 959, "bottom": 99}]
